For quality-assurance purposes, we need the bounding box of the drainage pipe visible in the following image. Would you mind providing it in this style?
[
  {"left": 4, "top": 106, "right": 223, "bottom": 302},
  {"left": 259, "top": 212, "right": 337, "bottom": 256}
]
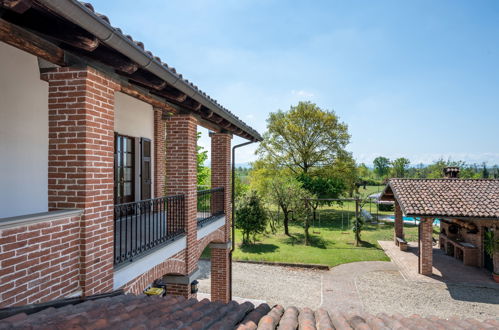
[{"left": 229, "top": 140, "right": 254, "bottom": 300}]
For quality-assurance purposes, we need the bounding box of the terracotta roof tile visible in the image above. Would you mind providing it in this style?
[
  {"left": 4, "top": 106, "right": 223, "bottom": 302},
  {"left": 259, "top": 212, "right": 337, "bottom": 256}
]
[
  {"left": 0, "top": 294, "right": 497, "bottom": 329},
  {"left": 381, "top": 179, "right": 499, "bottom": 218}
]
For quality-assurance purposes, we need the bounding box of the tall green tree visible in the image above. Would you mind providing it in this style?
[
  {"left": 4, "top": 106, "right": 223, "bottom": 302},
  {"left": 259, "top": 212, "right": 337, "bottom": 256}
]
[
  {"left": 373, "top": 156, "right": 390, "bottom": 178},
  {"left": 196, "top": 132, "right": 210, "bottom": 187},
  {"left": 391, "top": 158, "right": 410, "bottom": 178},
  {"left": 256, "top": 101, "right": 350, "bottom": 174}
]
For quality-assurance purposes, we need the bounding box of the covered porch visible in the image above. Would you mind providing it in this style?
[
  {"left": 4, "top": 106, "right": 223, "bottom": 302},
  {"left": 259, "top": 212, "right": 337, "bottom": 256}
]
[
  {"left": 378, "top": 241, "right": 498, "bottom": 286},
  {"left": 380, "top": 170, "right": 499, "bottom": 281}
]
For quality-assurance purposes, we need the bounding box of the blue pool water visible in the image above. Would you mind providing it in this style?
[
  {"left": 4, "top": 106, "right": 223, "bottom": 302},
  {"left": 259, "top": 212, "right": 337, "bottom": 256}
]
[{"left": 387, "top": 215, "right": 440, "bottom": 226}]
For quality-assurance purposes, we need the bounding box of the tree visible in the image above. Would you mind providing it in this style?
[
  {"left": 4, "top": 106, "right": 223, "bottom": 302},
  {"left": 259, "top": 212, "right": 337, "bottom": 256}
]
[
  {"left": 235, "top": 191, "right": 267, "bottom": 245},
  {"left": 326, "top": 153, "right": 359, "bottom": 197},
  {"left": 373, "top": 156, "right": 390, "bottom": 178},
  {"left": 391, "top": 158, "right": 410, "bottom": 178},
  {"left": 298, "top": 173, "right": 344, "bottom": 230},
  {"left": 482, "top": 162, "right": 489, "bottom": 178},
  {"left": 196, "top": 132, "right": 210, "bottom": 187},
  {"left": 261, "top": 174, "right": 313, "bottom": 240},
  {"left": 256, "top": 101, "right": 350, "bottom": 174}
]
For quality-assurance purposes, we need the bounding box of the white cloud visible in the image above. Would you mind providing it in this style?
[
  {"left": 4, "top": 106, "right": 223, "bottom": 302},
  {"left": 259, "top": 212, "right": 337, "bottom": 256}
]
[{"left": 291, "top": 89, "right": 315, "bottom": 98}]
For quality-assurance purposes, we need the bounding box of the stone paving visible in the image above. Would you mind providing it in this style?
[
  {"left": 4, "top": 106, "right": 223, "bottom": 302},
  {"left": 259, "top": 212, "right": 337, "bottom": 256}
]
[{"left": 378, "top": 240, "right": 498, "bottom": 286}]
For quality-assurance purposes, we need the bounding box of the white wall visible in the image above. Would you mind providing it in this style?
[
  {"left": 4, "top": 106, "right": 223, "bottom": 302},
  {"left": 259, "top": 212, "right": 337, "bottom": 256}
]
[
  {"left": 0, "top": 42, "right": 49, "bottom": 218},
  {"left": 114, "top": 92, "right": 155, "bottom": 199}
]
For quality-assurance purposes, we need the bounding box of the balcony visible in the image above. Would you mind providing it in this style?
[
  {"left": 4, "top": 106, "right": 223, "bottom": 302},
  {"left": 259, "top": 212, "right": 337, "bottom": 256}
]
[
  {"left": 197, "top": 187, "right": 225, "bottom": 227},
  {"left": 114, "top": 195, "right": 186, "bottom": 267},
  {"left": 113, "top": 187, "right": 225, "bottom": 267}
]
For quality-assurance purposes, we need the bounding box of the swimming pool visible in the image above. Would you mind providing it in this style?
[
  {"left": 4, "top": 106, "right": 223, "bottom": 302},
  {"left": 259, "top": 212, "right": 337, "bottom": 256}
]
[{"left": 385, "top": 215, "right": 440, "bottom": 226}]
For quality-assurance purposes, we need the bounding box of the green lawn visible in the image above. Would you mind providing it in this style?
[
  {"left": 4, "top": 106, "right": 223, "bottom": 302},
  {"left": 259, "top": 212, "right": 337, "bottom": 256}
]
[{"left": 224, "top": 204, "right": 438, "bottom": 267}]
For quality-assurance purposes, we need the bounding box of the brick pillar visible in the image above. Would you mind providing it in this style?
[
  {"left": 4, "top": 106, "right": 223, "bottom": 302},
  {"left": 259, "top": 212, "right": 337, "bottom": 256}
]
[
  {"left": 165, "top": 283, "right": 191, "bottom": 299},
  {"left": 419, "top": 218, "right": 434, "bottom": 275},
  {"left": 165, "top": 114, "right": 198, "bottom": 299},
  {"left": 154, "top": 109, "right": 166, "bottom": 198},
  {"left": 210, "top": 243, "right": 230, "bottom": 303},
  {"left": 210, "top": 132, "right": 232, "bottom": 241},
  {"left": 394, "top": 200, "right": 404, "bottom": 244},
  {"left": 42, "top": 67, "right": 119, "bottom": 296}
]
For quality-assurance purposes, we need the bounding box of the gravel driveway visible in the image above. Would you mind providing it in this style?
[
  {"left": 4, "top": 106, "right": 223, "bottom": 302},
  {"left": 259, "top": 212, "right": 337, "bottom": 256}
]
[
  {"left": 198, "top": 259, "right": 499, "bottom": 321},
  {"left": 356, "top": 270, "right": 499, "bottom": 321},
  {"left": 197, "top": 260, "right": 324, "bottom": 308}
]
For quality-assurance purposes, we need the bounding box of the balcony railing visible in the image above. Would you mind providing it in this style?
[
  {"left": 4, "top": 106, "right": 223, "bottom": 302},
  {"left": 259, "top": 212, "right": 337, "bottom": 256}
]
[
  {"left": 197, "top": 187, "right": 225, "bottom": 226},
  {"left": 114, "top": 195, "right": 185, "bottom": 266}
]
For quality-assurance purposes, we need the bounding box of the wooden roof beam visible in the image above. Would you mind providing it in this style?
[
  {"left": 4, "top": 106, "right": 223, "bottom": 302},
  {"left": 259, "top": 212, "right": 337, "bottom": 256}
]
[
  {"left": 122, "top": 69, "right": 166, "bottom": 90},
  {"left": 0, "top": 18, "right": 65, "bottom": 66},
  {"left": 2, "top": 5, "right": 99, "bottom": 51},
  {"left": 1, "top": 0, "right": 33, "bottom": 14}
]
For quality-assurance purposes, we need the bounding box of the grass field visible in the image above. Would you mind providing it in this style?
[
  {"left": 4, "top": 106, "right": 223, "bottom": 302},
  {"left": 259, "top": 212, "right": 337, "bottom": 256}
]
[
  {"left": 224, "top": 202, "right": 438, "bottom": 267},
  {"left": 203, "top": 185, "right": 438, "bottom": 267}
]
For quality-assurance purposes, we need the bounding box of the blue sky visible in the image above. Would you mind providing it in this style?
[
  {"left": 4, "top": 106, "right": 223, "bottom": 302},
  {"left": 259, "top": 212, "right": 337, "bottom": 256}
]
[{"left": 91, "top": 0, "right": 499, "bottom": 166}]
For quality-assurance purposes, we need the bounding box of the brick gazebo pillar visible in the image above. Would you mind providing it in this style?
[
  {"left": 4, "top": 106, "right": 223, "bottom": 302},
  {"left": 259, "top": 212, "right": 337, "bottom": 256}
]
[
  {"left": 394, "top": 200, "right": 404, "bottom": 244},
  {"left": 419, "top": 218, "right": 434, "bottom": 275},
  {"left": 42, "top": 66, "right": 119, "bottom": 296},
  {"left": 164, "top": 113, "right": 198, "bottom": 298},
  {"left": 209, "top": 132, "right": 232, "bottom": 302}
]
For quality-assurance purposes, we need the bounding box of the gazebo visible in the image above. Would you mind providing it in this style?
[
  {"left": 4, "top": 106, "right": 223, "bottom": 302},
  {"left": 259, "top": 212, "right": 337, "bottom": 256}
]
[{"left": 379, "top": 168, "right": 499, "bottom": 278}]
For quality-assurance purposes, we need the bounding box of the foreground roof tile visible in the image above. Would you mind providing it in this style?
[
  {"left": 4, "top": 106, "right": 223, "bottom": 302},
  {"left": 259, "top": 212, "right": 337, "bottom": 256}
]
[{"left": 0, "top": 294, "right": 497, "bottom": 329}]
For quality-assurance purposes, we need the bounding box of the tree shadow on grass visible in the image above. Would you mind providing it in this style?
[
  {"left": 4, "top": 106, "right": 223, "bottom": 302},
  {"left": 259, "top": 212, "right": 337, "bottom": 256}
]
[
  {"left": 239, "top": 243, "right": 279, "bottom": 254},
  {"left": 358, "top": 240, "right": 381, "bottom": 249},
  {"left": 280, "top": 233, "right": 330, "bottom": 249}
]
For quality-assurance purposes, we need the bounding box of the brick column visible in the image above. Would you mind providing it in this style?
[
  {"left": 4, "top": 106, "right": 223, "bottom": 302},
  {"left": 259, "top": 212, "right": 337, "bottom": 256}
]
[
  {"left": 210, "top": 242, "right": 230, "bottom": 303},
  {"left": 42, "top": 66, "right": 119, "bottom": 296},
  {"left": 394, "top": 200, "right": 404, "bottom": 244},
  {"left": 165, "top": 114, "right": 198, "bottom": 298},
  {"left": 419, "top": 218, "right": 434, "bottom": 275},
  {"left": 210, "top": 132, "right": 232, "bottom": 241},
  {"left": 154, "top": 109, "right": 166, "bottom": 198}
]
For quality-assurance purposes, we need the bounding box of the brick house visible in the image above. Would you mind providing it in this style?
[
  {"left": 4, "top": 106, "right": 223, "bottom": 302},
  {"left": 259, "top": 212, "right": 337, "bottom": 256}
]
[
  {"left": 380, "top": 167, "right": 499, "bottom": 277},
  {"left": 0, "top": 0, "right": 261, "bottom": 307}
]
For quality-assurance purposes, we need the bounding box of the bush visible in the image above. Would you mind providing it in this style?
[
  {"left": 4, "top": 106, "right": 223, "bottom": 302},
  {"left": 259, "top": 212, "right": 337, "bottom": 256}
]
[
  {"left": 378, "top": 203, "right": 394, "bottom": 212},
  {"left": 235, "top": 191, "right": 267, "bottom": 245}
]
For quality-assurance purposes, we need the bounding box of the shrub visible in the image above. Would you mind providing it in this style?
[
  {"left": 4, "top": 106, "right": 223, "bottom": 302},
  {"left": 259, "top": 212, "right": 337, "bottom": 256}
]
[{"left": 235, "top": 191, "right": 267, "bottom": 245}]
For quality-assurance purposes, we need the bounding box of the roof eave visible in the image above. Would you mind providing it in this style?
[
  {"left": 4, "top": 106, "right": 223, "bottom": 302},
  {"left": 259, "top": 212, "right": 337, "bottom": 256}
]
[{"left": 37, "top": 0, "right": 262, "bottom": 141}]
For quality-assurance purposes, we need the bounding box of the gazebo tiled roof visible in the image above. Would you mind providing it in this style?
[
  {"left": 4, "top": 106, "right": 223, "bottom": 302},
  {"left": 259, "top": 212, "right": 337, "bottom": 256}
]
[{"left": 380, "top": 179, "right": 499, "bottom": 219}]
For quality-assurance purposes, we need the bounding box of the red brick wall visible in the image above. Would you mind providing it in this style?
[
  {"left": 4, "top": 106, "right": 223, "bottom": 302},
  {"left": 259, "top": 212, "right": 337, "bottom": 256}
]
[
  {"left": 123, "top": 251, "right": 186, "bottom": 295},
  {"left": 394, "top": 200, "right": 404, "bottom": 242},
  {"left": 166, "top": 114, "right": 198, "bottom": 274},
  {"left": 196, "top": 227, "right": 225, "bottom": 261},
  {"left": 419, "top": 218, "right": 434, "bottom": 275},
  {"left": 42, "top": 66, "right": 119, "bottom": 296},
  {"left": 210, "top": 133, "right": 232, "bottom": 242},
  {"left": 0, "top": 215, "right": 81, "bottom": 307},
  {"left": 210, "top": 246, "right": 230, "bottom": 302},
  {"left": 154, "top": 108, "right": 166, "bottom": 198},
  {"left": 165, "top": 283, "right": 194, "bottom": 299}
]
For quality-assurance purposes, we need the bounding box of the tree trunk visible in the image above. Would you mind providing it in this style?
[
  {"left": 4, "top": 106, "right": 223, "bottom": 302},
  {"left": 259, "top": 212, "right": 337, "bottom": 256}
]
[
  {"left": 283, "top": 213, "right": 290, "bottom": 236},
  {"left": 304, "top": 216, "right": 310, "bottom": 245}
]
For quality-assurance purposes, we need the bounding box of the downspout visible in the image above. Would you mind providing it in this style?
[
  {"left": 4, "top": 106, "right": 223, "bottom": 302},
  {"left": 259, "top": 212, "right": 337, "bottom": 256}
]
[{"left": 230, "top": 141, "right": 255, "bottom": 300}]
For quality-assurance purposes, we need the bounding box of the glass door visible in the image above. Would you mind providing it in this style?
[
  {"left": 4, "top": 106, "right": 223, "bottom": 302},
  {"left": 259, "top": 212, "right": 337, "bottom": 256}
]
[{"left": 114, "top": 134, "right": 135, "bottom": 204}]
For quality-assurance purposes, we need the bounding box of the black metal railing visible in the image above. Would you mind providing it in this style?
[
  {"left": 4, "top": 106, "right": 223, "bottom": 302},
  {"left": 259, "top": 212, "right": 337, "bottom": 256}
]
[
  {"left": 197, "top": 187, "right": 225, "bottom": 226},
  {"left": 114, "top": 194, "right": 185, "bottom": 266}
]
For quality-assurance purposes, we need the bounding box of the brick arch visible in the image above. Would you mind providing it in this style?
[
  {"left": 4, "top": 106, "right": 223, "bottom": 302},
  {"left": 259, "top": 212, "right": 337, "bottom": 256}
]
[
  {"left": 195, "top": 226, "right": 226, "bottom": 262},
  {"left": 123, "top": 251, "right": 186, "bottom": 294}
]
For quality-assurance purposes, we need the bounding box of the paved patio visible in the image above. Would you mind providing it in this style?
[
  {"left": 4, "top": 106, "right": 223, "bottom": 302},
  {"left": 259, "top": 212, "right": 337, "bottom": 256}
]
[{"left": 378, "top": 240, "right": 498, "bottom": 286}]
